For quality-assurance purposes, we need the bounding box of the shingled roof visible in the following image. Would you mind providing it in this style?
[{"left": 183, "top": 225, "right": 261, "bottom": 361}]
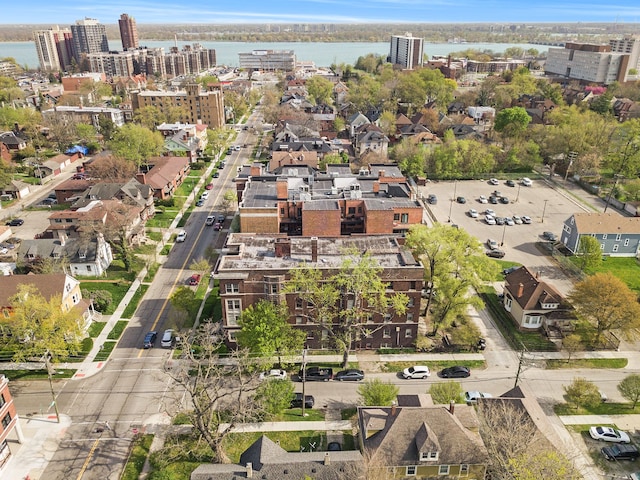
[
  {"left": 571, "top": 212, "right": 640, "bottom": 234},
  {"left": 504, "top": 266, "right": 565, "bottom": 310}
]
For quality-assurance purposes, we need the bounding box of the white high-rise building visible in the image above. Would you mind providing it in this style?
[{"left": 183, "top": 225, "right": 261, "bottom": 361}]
[
  {"left": 389, "top": 33, "right": 424, "bottom": 70},
  {"left": 33, "top": 26, "right": 73, "bottom": 71}
]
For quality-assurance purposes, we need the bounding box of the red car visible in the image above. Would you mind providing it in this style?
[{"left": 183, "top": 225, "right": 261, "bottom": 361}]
[
  {"left": 214, "top": 222, "right": 223, "bottom": 231},
  {"left": 188, "top": 274, "right": 201, "bottom": 286},
  {"left": 205, "top": 183, "right": 214, "bottom": 190}
]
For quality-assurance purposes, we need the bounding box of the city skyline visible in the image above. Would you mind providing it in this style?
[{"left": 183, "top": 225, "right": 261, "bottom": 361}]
[{"left": 3, "top": 0, "right": 640, "bottom": 25}]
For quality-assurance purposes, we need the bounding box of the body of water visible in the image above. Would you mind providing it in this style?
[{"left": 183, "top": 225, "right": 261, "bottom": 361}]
[{"left": 0, "top": 40, "right": 547, "bottom": 70}]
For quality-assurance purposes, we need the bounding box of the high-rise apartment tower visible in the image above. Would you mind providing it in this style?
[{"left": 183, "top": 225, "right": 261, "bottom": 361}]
[
  {"left": 118, "top": 13, "right": 139, "bottom": 50},
  {"left": 70, "top": 18, "right": 109, "bottom": 63},
  {"left": 389, "top": 33, "right": 424, "bottom": 70}
]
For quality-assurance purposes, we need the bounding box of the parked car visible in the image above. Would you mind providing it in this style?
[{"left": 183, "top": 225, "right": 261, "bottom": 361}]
[
  {"left": 486, "top": 249, "right": 505, "bottom": 258},
  {"left": 402, "top": 365, "right": 431, "bottom": 379},
  {"left": 495, "top": 216, "right": 506, "bottom": 226},
  {"left": 489, "top": 178, "right": 499, "bottom": 185},
  {"left": 176, "top": 230, "right": 187, "bottom": 242},
  {"left": 259, "top": 369, "right": 288, "bottom": 381},
  {"left": 205, "top": 183, "right": 214, "bottom": 190},
  {"left": 521, "top": 177, "right": 533, "bottom": 186},
  {"left": 334, "top": 369, "right": 365, "bottom": 381},
  {"left": 200, "top": 191, "right": 209, "bottom": 200},
  {"left": 521, "top": 215, "right": 532, "bottom": 224},
  {"left": 506, "top": 179, "right": 516, "bottom": 187},
  {"left": 327, "top": 442, "right": 342, "bottom": 451},
  {"left": 196, "top": 199, "right": 205, "bottom": 207},
  {"left": 456, "top": 196, "right": 466, "bottom": 204},
  {"left": 439, "top": 366, "right": 471, "bottom": 378},
  {"left": 485, "top": 209, "right": 496, "bottom": 216},
  {"left": 160, "top": 329, "right": 175, "bottom": 348},
  {"left": 487, "top": 238, "right": 499, "bottom": 250},
  {"left": 214, "top": 222, "right": 223, "bottom": 231},
  {"left": 213, "top": 172, "right": 220, "bottom": 178},
  {"left": 478, "top": 195, "right": 488, "bottom": 204},
  {"left": 6, "top": 218, "right": 23, "bottom": 227},
  {"left": 217, "top": 214, "right": 225, "bottom": 223},
  {"left": 512, "top": 215, "right": 523, "bottom": 225},
  {"left": 205, "top": 215, "right": 215, "bottom": 226},
  {"left": 188, "top": 274, "right": 201, "bottom": 286},
  {"left": 505, "top": 217, "right": 515, "bottom": 226},
  {"left": 464, "top": 391, "right": 493, "bottom": 404},
  {"left": 468, "top": 208, "right": 478, "bottom": 218},
  {"left": 542, "top": 231, "right": 557, "bottom": 242},
  {"left": 601, "top": 444, "right": 639, "bottom": 461},
  {"left": 488, "top": 195, "right": 499, "bottom": 204},
  {"left": 590, "top": 426, "right": 631, "bottom": 443},
  {"left": 499, "top": 196, "right": 509, "bottom": 204},
  {"left": 290, "top": 393, "right": 315, "bottom": 409},
  {"left": 427, "top": 194, "right": 437, "bottom": 204},
  {"left": 298, "top": 367, "right": 333, "bottom": 381},
  {"left": 484, "top": 215, "right": 496, "bottom": 225},
  {"left": 502, "top": 266, "right": 520, "bottom": 275},
  {"left": 142, "top": 331, "right": 157, "bottom": 349}
]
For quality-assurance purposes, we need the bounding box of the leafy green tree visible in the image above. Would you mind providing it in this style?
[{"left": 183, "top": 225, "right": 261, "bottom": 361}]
[
  {"left": 169, "top": 286, "right": 197, "bottom": 327},
  {"left": 306, "top": 76, "right": 334, "bottom": 105},
  {"left": 357, "top": 379, "right": 399, "bottom": 406},
  {"left": 618, "top": 374, "right": 640, "bottom": 408},
  {"left": 493, "top": 106, "right": 531, "bottom": 139},
  {"left": 133, "top": 105, "right": 165, "bottom": 129},
  {"left": 354, "top": 53, "right": 384, "bottom": 74},
  {"left": 624, "top": 178, "right": 640, "bottom": 201},
  {"left": 605, "top": 118, "right": 640, "bottom": 178},
  {"left": 378, "top": 110, "right": 396, "bottom": 139},
  {"left": 563, "top": 377, "right": 601, "bottom": 410},
  {"left": 576, "top": 236, "right": 601, "bottom": 272},
  {"left": 236, "top": 300, "right": 305, "bottom": 367},
  {"left": 81, "top": 289, "right": 112, "bottom": 313},
  {"left": 255, "top": 379, "right": 295, "bottom": 416},
  {"left": 590, "top": 90, "right": 614, "bottom": 115},
  {"left": 568, "top": 272, "right": 640, "bottom": 346},
  {"left": 7, "top": 284, "right": 83, "bottom": 361},
  {"left": 108, "top": 123, "right": 163, "bottom": 169},
  {"left": 98, "top": 116, "right": 116, "bottom": 141},
  {"left": 75, "top": 123, "right": 96, "bottom": 145},
  {"left": 206, "top": 127, "right": 227, "bottom": 160},
  {"left": 285, "top": 251, "right": 408, "bottom": 367},
  {"left": 429, "top": 381, "right": 463, "bottom": 404},
  {"left": 405, "top": 224, "right": 498, "bottom": 335},
  {"left": 562, "top": 334, "right": 583, "bottom": 362},
  {"left": 346, "top": 74, "right": 382, "bottom": 113},
  {"left": 508, "top": 451, "right": 581, "bottom": 480}
]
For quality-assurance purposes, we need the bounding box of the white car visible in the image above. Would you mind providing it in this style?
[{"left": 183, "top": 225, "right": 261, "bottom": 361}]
[
  {"left": 512, "top": 215, "right": 523, "bottom": 225},
  {"left": 205, "top": 215, "right": 215, "bottom": 226},
  {"left": 589, "top": 426, "right": 631, "bottom": 443},
  {"left": 464, "top": 391, "right": 493, "bottom": 404},
  {"left": 485, "top": 215, "right": 496, "bottom": 225},
  {"left": 200, "top": 191, "right": 209, "bottom": 200},
  {"left": 478, "top": 195, "right": 488, "bottom": 204},
  {"left": 521, "top": 177, "right": 532, "bottom": 187},
  {"left": 489, "top": 178, "right": 500, "bottom": 185},
  {"left": 505, "top": 217, "right": 515, "bottom": 226},
  {"left": 402, "top": 365, "right": 431, "bottom": 379},
  {"left": 521, "top": 215, "right": 532, "bottom": 224},
  {"left": 176, "top": 230, "right": 187, "bottom": 242},
  {"left": 259, "top": 369, "right": 288, "bottom": 381},
  {"left": 468, "top": 208, "right": 479, "bottom": 218},
  {"left": 485, "top": 208, "right": 496, "bottom": 216},
  {"left": 486, "top": 238, "right": 499, "bottom": 250}
]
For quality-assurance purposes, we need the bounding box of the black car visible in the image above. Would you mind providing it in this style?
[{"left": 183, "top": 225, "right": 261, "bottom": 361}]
[
  {"left": 488, "top": 195, "right": 499, "bottom": 204},
  {"left": 456, "top": 196, "right": 466, "bottom": 204},
  {"left": 495, "top": 216, "right": 505, "bottom": 225},
  {"left": 290, "top": 393, "right": 315, "bottom": 409},
  {"left": 298, "top": 367, "right": 333, "bottom": 381},
  {"left": 213, "top": 172, "right": 220, "bottom": 178},
  {"left": 502, "top": 266, "right": 520, "bottom": 275},
  {"left": 143, "top": 331, "right": 157, "bottom": 349},
  {"left": 6, "top": 218, "right": 24, "bottom": 227},
  {"left": 440, "top": 366, "right": 471, "bottom": 378},
  {"left": 196, "top": 199, "right": 205, "bottom": 207},
  {"left": 334, "top": 369, "right": 365, "bottom": 381},
  {"left": 499, "top": 196, "right": 509, "bottom": 204},
  {"left": 506, "top": 179, "right": 516, "bottom": 187},
  {"left": 601, "top": 444, "right": 640, "bottom": 461},
  {"left": 217, "top": 214, "right": 225, "bottom": 223},
  {"left": 542, "top": 231, "right": 557, "bottom": 242},
  {"left": 427, "top": 194, "right": 437, "bottom": 205},
  {"left": 486, "top": 249, "right": 506, "bottom": 258},
  {"left": 327, "top": 442, "right": 342, "bottom": 451}
]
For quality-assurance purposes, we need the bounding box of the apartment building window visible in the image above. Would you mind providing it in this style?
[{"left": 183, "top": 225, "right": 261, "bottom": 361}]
[
  {"left": 407, "top": 313, "right": 414, "bottom": 322},
  {"left": 410, "top": 281, "right": 416, "bottom": 290},
  {"left": 407, "top": 297, "right": 414, "bottom": 307},
  {"left": 0, "top": 393, "right": 5, "bottom": 408},
  {"left": 225, "top": 283, "right": 239, "bottom": 294},
  {"left": 226, "top": 299, "right": 241, "bottom": 326},
  {"left": 438, "top": 465, "right": 450, "bottom": 475},
  {"left": 1, "top": 413, "right": 11, "bottom": 429},
  {"left": 406, "top": 466, "right": 417, "bottom": 475},
  {"left": 384, "top": 313, "right": 392, "bottom": 323},
  {"left": 405, "top": 329, "right": 412, "bottom": 338},
  {"left": 401, "top": 213, "right": 409, "bottom": 223},
  {"left": 348, "top": 207, "right": 356, "bottom": 215},
  {"left": 383, "top": 328, "right": 391, "bottom": 338},
  {"left": 296, "top": 298, "right": 304, "bottom": 310},
  {"left": 296, "top": 316, "right": 303, "bottom": 324},
  {"left": 394, "top": 213, "right": 400, "bottom": 221}
]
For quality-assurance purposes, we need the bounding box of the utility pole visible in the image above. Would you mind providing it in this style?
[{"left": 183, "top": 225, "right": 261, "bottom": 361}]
[
  {"left": 44, "top": 352, "right": 60, "bottom": 423},
  {"left": 301, "top": 348, "right": 308, "bottom": 417},
  {"left": 541, "top": 199, "right": 548, "bottom": 223},
  {"left": 448, "top": 180, "right": 457, "bottom": 223}
]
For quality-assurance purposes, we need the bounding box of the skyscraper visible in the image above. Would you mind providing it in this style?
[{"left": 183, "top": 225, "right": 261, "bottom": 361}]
[
  {"left": 389, "top": 33, "right": 424, "bottom": 70},
  {"left": 70, "top": 18, "right": 109, "bottom": 63},
  {"left": 33, "top": 26, "right": 73, "bottom": 71},
  {"left": 118, "top": 13, "right": 139, "bottom": 51}
]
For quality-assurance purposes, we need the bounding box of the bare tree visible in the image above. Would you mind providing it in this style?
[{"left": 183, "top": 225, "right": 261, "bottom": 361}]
[{"left": 165, "top": 326, "right": 263, "bottom": 463}]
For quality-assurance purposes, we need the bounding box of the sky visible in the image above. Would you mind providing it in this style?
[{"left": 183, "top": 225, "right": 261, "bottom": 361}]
[{"left": 4, "top": 0, "right": 640, "bottom": 24}]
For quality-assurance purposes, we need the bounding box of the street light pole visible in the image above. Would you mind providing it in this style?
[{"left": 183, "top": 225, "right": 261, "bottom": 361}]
[
  {"left": 500, "top": 222, "right": 507, "bottom": 246},
  {"left": 301, "top": 348, "right": 308, "bottom": 417},
  {"left": 541, "top": 199, "right": 548, "bottom": 223},
  {"left": 604, "top": 174, "right": 622, "bottom": 213},
  {"left": 448, "top": 180, "right": 457, "bottom": 223},
  {"left": 44, "top": 352, "right": 60, "bottom": 423}
]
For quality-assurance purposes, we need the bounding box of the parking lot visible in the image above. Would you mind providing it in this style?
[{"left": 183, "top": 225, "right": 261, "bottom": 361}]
[{"left": 417, "top": 178, "right": 622, "bottom": 295}]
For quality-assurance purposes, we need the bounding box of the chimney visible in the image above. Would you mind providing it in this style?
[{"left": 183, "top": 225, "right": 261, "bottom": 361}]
[
  {"left": 448, "top": 400, "right": 455, "bottom": 415},
  {"left": 59, "top": 232, "right": 67, "bottom": 246},
  {"left": 517, "top": 283, "right": 524, "bottom": 298},
  {"left": 246, "top": 462, "right": 253, "bottom": 478},
  {"left": 276, "top": 178, "right": 288, "bottom": 200},
  {"left": 275, "top": 238, "right": 291, "bottom": 258},
  {"left": 250, "top": 164, "right": 262, "bottom": 176},
  {"left": 378, "top": 169, "right": 386, "bottom": 178},
  {"left": 373, "top": 181, "right": 380, "bottom": 194},
  {"left": 311, "top": 237, "right": 318, "bottom": 262},
  {"left": 323, "top": 452, "right": 330, "bottom": 466},
  {"left": 391, "top": 401, "right": 397, "bottom": 416}
]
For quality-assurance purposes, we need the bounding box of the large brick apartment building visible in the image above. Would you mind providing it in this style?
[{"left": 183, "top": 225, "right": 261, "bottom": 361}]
[
  {"left": 215, "top": 234, "right": 424, "bottom": 350},
  {"left": 0, "top": 375, "right": 22, "bottom": 474},
  {"left": 234, "top": 164, "right": 423, "bottom": 237}
]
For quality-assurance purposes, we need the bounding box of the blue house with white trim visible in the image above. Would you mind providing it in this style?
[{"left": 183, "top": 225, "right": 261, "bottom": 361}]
[{"left": 561, "top": 213, "right": 640, "bottom": 257}]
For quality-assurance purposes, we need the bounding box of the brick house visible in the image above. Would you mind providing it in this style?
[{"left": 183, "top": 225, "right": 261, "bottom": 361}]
[
  {"left": 0, "top": 374, "right": 23, "bottom": 475},
  {"left": 235, "top": 164, "right": 423, "bottom": 237},
  {"left": 136, "top": 156, "right": 190, "bottom": 200},
  {"left": 214, "top": 234, "right": 424, "bottom": 350}
]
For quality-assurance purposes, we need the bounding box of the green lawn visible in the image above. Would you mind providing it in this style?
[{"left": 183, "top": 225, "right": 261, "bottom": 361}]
[
  {"left": 94, "top": 341, "right": 117, "bottom": 361},
  {"left": 382, "top": 359, "right": 486, "bottom": 373},
  {"left": 144, "top": 263, "right": 161, "bottom": 283},
  {"left": 586, "top": 257, "right": 640, "bottom": 292},
  {"left": 555, "top": 402, "right": 640, "bottom": 416},
  {"left": 120, "top": 434, "right": 154, "bottom": 480},
  {"left": 546, "top": 358, "right": 628, "bottom": 369},
  {"left": 80, "top": 282, "right": 131, "bottom": 315},
  {"left": 222, "top": 431, "right": 333, "bottom": 464},
  {"left": 146, "top": 210, "right": 179, "bottom": 228},
  {"left": 145, "top": 230, "right": 163, "bottom": 242},
  {"left": 107, "top": 320, "right": 128, "bottom": 340},
  {"left": 121, "top": 285, "right": 149, "bottom": 319},
  {"left": 87, "top": 321, "right": 107, "bottom": 338},
  {"left": 3, "top": 369, "right": 76, "bottom": 380}
]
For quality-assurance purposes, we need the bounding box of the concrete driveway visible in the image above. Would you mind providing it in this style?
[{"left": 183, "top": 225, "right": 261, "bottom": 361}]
[{"left": 417, "top": 178, "right": 624, "bottom": 296}]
